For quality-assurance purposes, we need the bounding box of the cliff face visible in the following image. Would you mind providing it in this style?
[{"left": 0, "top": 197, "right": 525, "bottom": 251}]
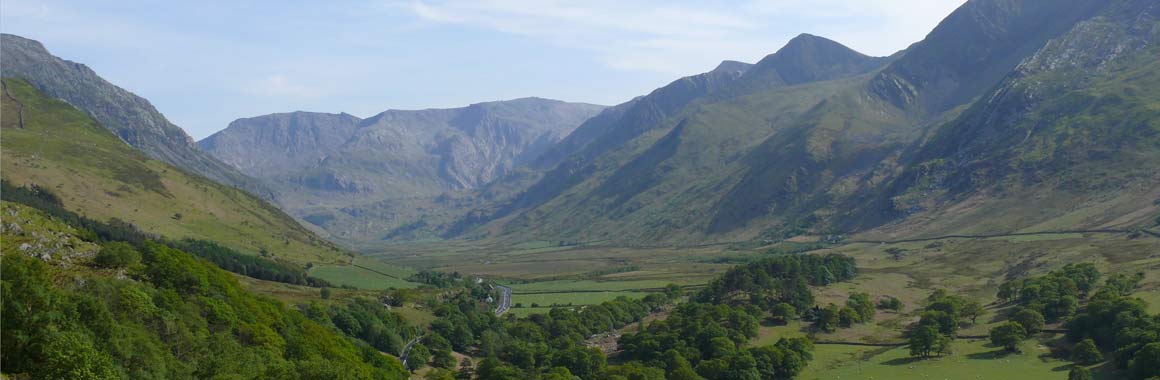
[{"left": 201, "top": 97, "right": 605, "bottom": 241}]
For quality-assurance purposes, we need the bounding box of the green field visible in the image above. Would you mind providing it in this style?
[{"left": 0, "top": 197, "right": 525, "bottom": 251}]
[
  {"left": 510, "top": 291, "right": 649, "bottom": 308},
  {"left": 796, "top": 338, "right": 1113, "bottom": 380},
  {"left": 507, "top": 279, "right": 680, "bottom": 292},
  {"left": 506, "top": 307, "right": 556, "bottom": 317},
  {"left": 309, "top": 265, "right": 416, "bottom": 290}
]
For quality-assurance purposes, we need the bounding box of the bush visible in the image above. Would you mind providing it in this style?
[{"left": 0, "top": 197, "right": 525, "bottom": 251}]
[
  {"left": 94, "top": 242, "right": 140, "bottom": 269},
  {"left": 877, "top": 296, "right": 904, "bottom": 311}
]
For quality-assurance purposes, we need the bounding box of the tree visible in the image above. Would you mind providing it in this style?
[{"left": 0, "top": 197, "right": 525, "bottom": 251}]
[
  {"left": 541, "top": 367, "right": 576, "bottom": 380},
  {"left": 815, "top": 304, "right": 840, "bottom": 332},
  {"left": 607, "top": 362, "right": 665, "bottom": 380},
  {"left": 320, "top": 287, "right": 332, "bottom": 300},
  {"left": 425, "top": 368, "right": 456, "bottom": 380},
  {"left": 961, "top": 300, "right": 984, "bottom": 324},
  {"left": 1012, "top": 309, "right": 1045, "bottom": 334},
  {"left": 989, "top": 322, "right": 1027, "bottom": 352},
  {"left": 838, "top": 307, "right": 861, "bottom": 328},
  {"left": 847, "top": 293, "right": 876, "bottom": 321},
  {"left": 33, "top": 329, "right": 119, "bottom": 380},
  {"left": 433, "top": 349, "right": 456, "bottom": 369},
  {"left": 553, "top": 346, "right": 605, "bottom": 380},
  {"left": 919, "top": 310, "right": 958, "bottom": 337},
  {"left": 1068, "top": 366, "right": 1092, "bottom": 380},
  {"left": 771, "top": 303, "right": 797, "bottom": 324},
  {"left": 1070, "top": 339, "right": 1102, "bottom": 365},
  {"left": 1131, "top": 343, "right": 1160, "bottom": 380},
  {"left": 909, "top": 325, "right": 946, "bottom": 358},
  {"left": 663, "top": 350, "right": 703, "bottom": 380},
  {"left": 94, "top": 241, "right": 140, "bottom": 269},
  {"left": 407, "top": 343, "right": 432, "bottom": 371}
]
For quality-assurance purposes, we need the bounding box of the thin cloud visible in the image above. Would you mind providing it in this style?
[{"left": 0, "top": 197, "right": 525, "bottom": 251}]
[
  {"left": 409, "top": 0, "right": 964, "bottom": 74},
  {"left": 242, "top": 75, "right": 321, "bottom": 99}
]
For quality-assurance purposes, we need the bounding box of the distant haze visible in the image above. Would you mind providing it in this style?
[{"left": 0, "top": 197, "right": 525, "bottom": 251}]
[{"left": 0, "top": 0, "right": 964, "bottom": 139}]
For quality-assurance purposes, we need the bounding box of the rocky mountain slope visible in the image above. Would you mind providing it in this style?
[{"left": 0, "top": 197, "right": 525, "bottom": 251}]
[
  {"left": 0, "top": 34, "right": 273, "bottom": 199},
  {"left": 200, "top": 98, "right": 604, "bottom": 241},
  {"left": 856, "top": 0, "right": 1160, "bottom": 238},
  {"left": 452, "top": 0, "right": 1159, "bottom": 244}
]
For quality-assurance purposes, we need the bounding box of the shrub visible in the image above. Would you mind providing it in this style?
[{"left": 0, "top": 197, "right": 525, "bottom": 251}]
[{"left": 93, "top": 242, "right": 140, "bottom": 269}]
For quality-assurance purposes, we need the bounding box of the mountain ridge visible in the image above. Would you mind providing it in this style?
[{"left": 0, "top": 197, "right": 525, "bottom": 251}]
[{"left": 0, "top": 33, "right": 275, "bottom": 200}]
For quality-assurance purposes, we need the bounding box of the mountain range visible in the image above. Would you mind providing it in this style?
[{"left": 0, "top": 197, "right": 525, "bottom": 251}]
[
  {"left": 5, "top": 0, "right": 1157, "bottom": 248},
  {"left": 199, "top": 98, "right": 604, "bottom": 241}
]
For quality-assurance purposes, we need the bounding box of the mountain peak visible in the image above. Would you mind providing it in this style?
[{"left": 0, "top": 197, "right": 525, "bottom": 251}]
[
  {"left": 747, "top": 33, "right": 884, "bottom": 85},
  {"left": 712, "top": 60, "right": 753, "bottom": 74}
]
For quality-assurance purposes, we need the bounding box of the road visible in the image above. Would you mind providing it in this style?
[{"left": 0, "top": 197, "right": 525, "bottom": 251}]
[
  {"left": 494, "top": 285, "right": 512, "bottom": 316},
  {"left": 399, "top": 334, "right": 424, "bottom": 366}
]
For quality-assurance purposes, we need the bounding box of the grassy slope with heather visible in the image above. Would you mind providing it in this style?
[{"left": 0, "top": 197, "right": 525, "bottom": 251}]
[{"left": 0, "top": 78, "right": 347, "bottom": 266}]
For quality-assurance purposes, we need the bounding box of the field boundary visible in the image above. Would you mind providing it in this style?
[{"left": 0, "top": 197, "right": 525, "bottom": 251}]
[
  {"left": 849, "top": 228, "right": 1157, "bottom": 245},
  {"left": 511, "top": 284, "right": 706, "bottom": 295},
  {"left": 351, "top": 263, "right": 409, "bottom": 281}
]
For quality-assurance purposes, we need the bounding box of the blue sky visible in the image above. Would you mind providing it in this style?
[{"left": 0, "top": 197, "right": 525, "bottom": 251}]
[{"left": 1, "top": 0, "right": 965, "bottom": 139}]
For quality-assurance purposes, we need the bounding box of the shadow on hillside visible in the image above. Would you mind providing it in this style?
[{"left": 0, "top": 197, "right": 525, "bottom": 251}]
[
  {"left": 880, "top": 356, "right": 926, "bottom": 366},
  {"left": 966, "top": 349, "right": 1016, "bottom": 360}
]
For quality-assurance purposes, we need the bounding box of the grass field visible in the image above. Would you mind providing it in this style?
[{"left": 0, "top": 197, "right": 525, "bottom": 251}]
[
  {"left": 796, "top": 338, "right": 1119, "bottom": 380},
  {"left": 307, "top": 257, "right": 421, "bottom": 290},
  {"left": 309, "top": 265, "right": 419, "bottom": 290},
  {"left": 506, "top": 307, "right": 556, "bottom": 317},
  {"left": 510, "top": 291, "right": 649, "bottom": 309},
  {"left": 506, "top": 279, "right": 686, "bottom": 292}
]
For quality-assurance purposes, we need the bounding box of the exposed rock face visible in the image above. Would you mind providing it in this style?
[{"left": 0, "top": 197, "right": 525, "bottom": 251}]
[
  {"left": 200, "top": 97, "right": 604, "bottom": 240},
  {"left": 0, "top": 34, "right": 273, "bottom": 199},
  {"left": 200, "top": 112, "right": 362, "bottom": 179},
  {"left": 867, "top": 0, "right": 1108, "bottom": 113}
]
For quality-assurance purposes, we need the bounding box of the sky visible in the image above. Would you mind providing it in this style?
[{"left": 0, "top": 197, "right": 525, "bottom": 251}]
[{"left": 1, "top": 0, "right": 966, "bottom": 140}]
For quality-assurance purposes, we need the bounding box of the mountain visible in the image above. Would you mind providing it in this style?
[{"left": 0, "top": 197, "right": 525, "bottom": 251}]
[
  {"left": 0, "top": 78, "right": 347, "bottom": 265},
  {"left": 199, "top": 111, "right": 363, "bottom": 180},
  {"left": 458, "top": 33, "right": 890, "bottom": 243},
  {"left": 0, "top": 33, "right": 274, "bottom": 199},
  {"left": 856, "top": 0, "right": 1160, "bottom": 238},
  {"left": 200, "top": 98, "right": 604, "bottom": 241},
  {"left": 452, "top": 0, "right": 1159, "bottom": 244}
]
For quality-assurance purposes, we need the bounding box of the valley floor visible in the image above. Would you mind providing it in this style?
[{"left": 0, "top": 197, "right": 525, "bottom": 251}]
[{"left": 339, "top": 230, "right": 1158, "bottom": 379}]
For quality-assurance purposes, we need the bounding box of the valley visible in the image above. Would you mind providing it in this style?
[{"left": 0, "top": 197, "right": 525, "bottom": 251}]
[{"left": 2, "top": 0, "right": 1159, "bottom": 379}]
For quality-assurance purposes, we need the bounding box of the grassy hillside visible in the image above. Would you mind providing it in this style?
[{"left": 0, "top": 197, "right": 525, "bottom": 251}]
[
  {"left": 0, "top": 78, "right": 347, "bottom": 266},
  {"left": 0, "top": 201, "right": 408, "bottom": 379}
]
